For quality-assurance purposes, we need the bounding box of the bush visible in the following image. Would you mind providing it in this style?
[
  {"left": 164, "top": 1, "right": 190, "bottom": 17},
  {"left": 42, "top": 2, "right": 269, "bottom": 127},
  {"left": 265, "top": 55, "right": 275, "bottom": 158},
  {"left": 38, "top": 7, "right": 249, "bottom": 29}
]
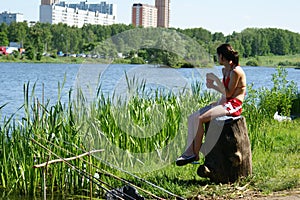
[
  {"left": 278, "top": 60, "right": 292, "bottom": 66},
  {"left": 50, "top": 51, "right": 57, "bottom": 58},
  {"left": 36, "top": 52, "right": 42, "bottom": 61},
  {"left": 291, "top": 93, "right": 300, "bottom": 115},
  {"left": 25, "top": 46, "right": 35, "bottom": 60},
  {"left": 179, "top": 62, "right": 194, "bottom": 68},
  {"left": 71, "top": 58, "right": 77, "bottom": 63},
  {"left": 258, "top": 67, "right": 297, "bottom": 117},
  {"left": 12, "top": 50, "right": 20, "bottom": 59},
  {"left": 278, "top": 61, "right": 300, "bottom": 67},
  {"left": 130, "top": 57, "right": 145, "bottom": 64},
  {"left": 113, "top": 58, "right": 131, "bottom": 64},
  {"left": 246, "top": 60, "right": 258, "bottom": 66},
  {"left": 5, "top": 54, "right": 15, "bottom": 61}
]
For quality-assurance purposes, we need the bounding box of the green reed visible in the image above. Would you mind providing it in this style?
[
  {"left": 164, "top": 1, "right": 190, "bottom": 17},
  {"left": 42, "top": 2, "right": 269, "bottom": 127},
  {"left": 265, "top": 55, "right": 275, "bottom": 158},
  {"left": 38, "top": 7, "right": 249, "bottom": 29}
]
[
  {"left": 0, "top": 67, "right": 299, "bottom": 199},
  {"left": 242, "top": 67, "right": 299, "bottom": 149}
]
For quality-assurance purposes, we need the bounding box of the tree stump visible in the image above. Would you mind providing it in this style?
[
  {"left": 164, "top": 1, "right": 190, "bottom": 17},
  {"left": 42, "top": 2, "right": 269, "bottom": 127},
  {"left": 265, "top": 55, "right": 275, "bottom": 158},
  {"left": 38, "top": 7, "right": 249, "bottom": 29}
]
[{"left": 197, "top": 116, "right": 252, "bottom": 183}]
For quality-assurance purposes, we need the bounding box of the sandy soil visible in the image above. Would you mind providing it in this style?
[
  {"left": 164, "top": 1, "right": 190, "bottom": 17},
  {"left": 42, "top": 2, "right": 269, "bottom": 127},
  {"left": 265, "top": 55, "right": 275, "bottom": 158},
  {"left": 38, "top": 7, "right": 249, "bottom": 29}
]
[
  {"left": 251, "top": 188, "right": 300, "bottom": 200},
  {"left": 192, "top": 188, "right": 300, "bottom": 200}
]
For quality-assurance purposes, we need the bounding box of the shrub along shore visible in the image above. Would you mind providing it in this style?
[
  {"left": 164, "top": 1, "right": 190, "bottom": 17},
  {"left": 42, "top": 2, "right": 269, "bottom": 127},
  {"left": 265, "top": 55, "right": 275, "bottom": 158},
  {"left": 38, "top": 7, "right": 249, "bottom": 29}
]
[{"left": 0, "top": 67, "right": 299, "bottom": 199}]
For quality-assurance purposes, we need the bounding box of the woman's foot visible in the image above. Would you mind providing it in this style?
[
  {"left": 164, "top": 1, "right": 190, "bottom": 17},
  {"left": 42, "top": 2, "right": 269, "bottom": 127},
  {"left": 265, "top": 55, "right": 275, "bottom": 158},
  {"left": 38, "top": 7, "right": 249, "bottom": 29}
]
[{"left": 176, "top": 154, "right": 199, "bottom": 166}]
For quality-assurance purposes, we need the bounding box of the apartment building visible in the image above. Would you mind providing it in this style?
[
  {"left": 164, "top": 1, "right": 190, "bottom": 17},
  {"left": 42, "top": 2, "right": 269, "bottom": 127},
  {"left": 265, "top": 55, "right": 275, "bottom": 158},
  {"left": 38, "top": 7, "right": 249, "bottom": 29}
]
[
  {"left": 41, "top": 0, "right": 59, "bottom": 5},
  {"left": 132, "top": 3, "right": 157, "bottom": 28},
  {"left": 39, "top": 0, "right": 117, "bottom": 27},
  {"left": 65, "top": 1, "right": 115, "bottom": 15},
  {"left": 0, "top": 11, "right": 24, "bottom": 25},
  {"left": 155, "top": 0, "right": 170, "bottom": 28},
  {"left": 132, "top": 0, "right": 170, "bottom": 28}
]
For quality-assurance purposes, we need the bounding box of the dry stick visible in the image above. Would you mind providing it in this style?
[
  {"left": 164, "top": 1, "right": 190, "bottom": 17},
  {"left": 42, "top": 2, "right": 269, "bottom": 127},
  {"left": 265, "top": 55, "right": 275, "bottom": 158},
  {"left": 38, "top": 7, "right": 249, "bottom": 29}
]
[
  {"left": 35, "top": 149, "right": 101, "bottom": 200},
  {"left": 30, "top": 138, "right": 127, "bottom": 200},
  {"left": 33, "top": 149, "right": 104, "bottom": 168}
]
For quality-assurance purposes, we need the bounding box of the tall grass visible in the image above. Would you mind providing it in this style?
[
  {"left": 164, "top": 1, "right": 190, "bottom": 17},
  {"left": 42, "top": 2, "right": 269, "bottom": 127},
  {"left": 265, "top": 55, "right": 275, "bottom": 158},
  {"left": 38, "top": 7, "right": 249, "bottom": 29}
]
[
  {"left": 242, "top": 67, "right": 299, "bottom": 149},
  {"left": 0, "top": 67, "right": 299, "bottom": 199}
]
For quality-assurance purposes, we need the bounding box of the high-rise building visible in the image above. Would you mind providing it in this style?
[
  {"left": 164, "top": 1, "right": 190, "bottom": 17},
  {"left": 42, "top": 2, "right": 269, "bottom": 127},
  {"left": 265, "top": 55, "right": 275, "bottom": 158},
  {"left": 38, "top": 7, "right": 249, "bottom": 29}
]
[
  {"left": 41, "top": 0, "right": 59, "bottom": 5},
  {"left": 39, "top": 1, "right": 117, "bottom": 27},
  {"left": 132, "top": 3, "right": 157, "bottom": 28},
  {"left": 0, "top": 11, "right": 24, "bottom": 25},
  {"left": 66, "top": 1, "right": 115, "bottom": 15},
  {"left": 155, "top": 0, "right": 170, "bottom": 28}
]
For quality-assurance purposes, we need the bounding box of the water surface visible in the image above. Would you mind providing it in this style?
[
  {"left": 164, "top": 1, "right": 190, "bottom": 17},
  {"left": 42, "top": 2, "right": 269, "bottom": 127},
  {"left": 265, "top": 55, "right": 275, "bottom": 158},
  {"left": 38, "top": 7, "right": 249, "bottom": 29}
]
[{"left": 1, "top": 63, "right": 299, "bottom": 118}]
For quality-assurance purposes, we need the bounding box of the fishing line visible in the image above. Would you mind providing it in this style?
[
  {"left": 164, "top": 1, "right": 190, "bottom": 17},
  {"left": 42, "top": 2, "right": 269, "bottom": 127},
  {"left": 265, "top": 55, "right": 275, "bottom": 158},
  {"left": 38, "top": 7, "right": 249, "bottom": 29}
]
[
  {"left": 30, "top": 137, "right": 133, "bottom": 200},
  {"left": 35, "top": 134, "right": 164, "bottom": 200},
  {"left": 61, "top": 137, "right": 185, "bottom": 199}
]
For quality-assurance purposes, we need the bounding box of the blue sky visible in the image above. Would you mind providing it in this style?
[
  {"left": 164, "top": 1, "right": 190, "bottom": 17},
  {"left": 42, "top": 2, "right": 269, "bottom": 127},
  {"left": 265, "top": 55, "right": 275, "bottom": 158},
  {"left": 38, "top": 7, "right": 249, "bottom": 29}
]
[{"left": 1, "top": 0, "right": 300, "bottom": 35}]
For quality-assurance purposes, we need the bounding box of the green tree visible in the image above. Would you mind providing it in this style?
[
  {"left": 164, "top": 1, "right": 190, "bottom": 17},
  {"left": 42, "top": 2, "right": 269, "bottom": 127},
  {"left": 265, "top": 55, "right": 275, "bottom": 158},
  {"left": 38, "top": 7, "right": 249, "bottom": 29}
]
[
  {"left": 7, "top": 22, "right": 28, "bottom": 47},
  {"left": 257, "top": 30, "right": 270, "bottom": 55},
  {"left": 240, "top": 29, "right": 255, "bottom": 57},
  {"left": 51, "top": 23, "right": 70, "bottom": 53},
  {"left": 289, "top": 32, "right": 300, "bottom": 54},
  {"left": 25, "top": 46, "right": 35, "bottom": 60},
  {"left": 0, "top": 23, "right": 8, "bottom": 35},
  {"left": 28, "top": 23, "right": 46, "bottom": 54},
  {"left": 212, "top": 32, "right": 225, "bottom": 42},
  {"left": 272, "top": 30, "right": 290, "bottom": 55},
  {"left": 68, "top": 27, "right": 82, "bottom": 53},
  {"left": 82, "top": 25, "right": 97, "bottom": 44},
  {"left": 0, "top": 31, "right": 9, "bottom": 46},
  {"left": 39, "top": 23, "right": 53, "bottom": 52},
  {"left": 83, "top": 42, "right": 96, "bottom": 52}
]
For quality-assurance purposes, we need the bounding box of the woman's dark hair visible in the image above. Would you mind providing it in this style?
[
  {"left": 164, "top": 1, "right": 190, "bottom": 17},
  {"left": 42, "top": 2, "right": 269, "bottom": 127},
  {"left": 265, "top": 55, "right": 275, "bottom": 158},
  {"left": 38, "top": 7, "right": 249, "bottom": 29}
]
[{"left": 217, "top": 43, "right": 239, "bottom": 66}]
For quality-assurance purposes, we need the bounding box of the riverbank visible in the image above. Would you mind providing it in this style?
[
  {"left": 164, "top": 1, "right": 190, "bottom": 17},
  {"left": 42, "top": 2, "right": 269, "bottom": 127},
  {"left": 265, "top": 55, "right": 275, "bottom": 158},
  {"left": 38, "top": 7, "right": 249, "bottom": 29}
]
[
  {"left": 0, "top": 54, "right": 111, "bottom": 64},
  {"left": 240, "top": 54, "right": 300, "bottom": 68},
  {"left": 0, "top": 67, "right": 299, "bottom": 199},
  {"left": 1, "top": 53, "right": 300, "bottom": 67}
]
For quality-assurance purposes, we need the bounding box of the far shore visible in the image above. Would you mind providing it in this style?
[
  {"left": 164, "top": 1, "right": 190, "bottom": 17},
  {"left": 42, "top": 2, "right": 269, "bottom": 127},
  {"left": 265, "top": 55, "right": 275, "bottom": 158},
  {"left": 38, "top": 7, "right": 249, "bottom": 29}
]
[{"left": 1, "top": 54, "right": 300, "bottom": 68}]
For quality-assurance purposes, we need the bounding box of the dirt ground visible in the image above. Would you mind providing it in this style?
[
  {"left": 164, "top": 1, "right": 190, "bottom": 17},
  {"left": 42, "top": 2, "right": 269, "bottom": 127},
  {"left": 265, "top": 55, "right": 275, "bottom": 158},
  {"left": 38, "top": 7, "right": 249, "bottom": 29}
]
[
  {"left": 192, "top": 188, "right": 300, "bottom": 200},
  {"left": 251, "top": 188, "right": 300, "bottom": 200}
]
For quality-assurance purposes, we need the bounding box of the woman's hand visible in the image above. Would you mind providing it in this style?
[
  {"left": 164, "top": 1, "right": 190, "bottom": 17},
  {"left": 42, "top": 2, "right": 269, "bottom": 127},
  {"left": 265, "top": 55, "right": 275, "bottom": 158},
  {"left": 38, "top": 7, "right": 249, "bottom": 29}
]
[
  {"left": 206, "top": 73, "right": 219, "bottom": 88},
  {"left": 205, "top": 72, "right": 225, "bottom": 95},
  {"left": 206, "top": 78, "right": 214, "bottom": 89},
  {"left": 206, "top": 73, "right": 219, "bottom": 82}
]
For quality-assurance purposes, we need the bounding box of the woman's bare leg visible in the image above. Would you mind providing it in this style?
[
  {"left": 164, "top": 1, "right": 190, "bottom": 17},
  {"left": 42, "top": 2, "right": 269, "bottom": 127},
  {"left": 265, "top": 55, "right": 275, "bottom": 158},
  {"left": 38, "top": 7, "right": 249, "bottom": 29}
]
[
  {"left": 183, "top": 105, "right": 212, "bottom": 157},
  {"left": 193, "top": 105, "right": 228, "bottom": 157},
  {"left": 176, "top": 105, "right": 226, "bottom": 166}
]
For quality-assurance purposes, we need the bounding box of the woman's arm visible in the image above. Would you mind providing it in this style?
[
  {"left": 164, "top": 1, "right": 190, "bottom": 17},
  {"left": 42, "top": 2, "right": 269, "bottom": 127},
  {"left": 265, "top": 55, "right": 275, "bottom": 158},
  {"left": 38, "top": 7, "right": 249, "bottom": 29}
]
[
  {"left": 225, "top": 69, "right": 240, "bottom": 98},
  {"left": 206, "top": 73, "right": 226, "bottom": 95}
]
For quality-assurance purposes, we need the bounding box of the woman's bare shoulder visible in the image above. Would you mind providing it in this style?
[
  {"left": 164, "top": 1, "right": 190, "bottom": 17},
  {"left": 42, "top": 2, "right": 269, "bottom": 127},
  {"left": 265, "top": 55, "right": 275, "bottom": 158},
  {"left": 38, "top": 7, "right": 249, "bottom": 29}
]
[{"left": 233, "top": 66, "right": 245, "bottom": 76}]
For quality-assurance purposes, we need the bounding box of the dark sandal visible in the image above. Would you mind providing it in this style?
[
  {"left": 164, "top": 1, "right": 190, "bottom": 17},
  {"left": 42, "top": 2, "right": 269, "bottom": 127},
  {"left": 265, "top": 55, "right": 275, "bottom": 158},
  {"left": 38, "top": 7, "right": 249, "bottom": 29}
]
[{"left": 176, "top": 154, "right": 197, "bottom": 166}]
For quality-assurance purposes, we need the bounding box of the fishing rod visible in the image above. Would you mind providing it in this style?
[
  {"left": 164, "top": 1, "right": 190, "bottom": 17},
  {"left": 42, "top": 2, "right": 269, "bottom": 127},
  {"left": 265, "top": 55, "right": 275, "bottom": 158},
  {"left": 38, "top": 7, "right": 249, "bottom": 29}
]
[
  {"left": 30, "top": 137, "right": 136, "bottom": 200},
  {"left": 94, "top": 153, "right": 185, "bottom": 200},
  {"left": 61, "top": 138, "right": 185, "bottom": 200},
  {"left": 35, "top": 134, "right": 164, "bottom": 200}
]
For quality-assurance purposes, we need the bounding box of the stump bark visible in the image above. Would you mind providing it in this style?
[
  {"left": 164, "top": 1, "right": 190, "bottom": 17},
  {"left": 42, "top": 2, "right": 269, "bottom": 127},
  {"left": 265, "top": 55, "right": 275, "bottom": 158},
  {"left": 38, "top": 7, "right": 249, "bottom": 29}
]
[{"left": 197, "top": 116, "right": 252, "bottom": 183}]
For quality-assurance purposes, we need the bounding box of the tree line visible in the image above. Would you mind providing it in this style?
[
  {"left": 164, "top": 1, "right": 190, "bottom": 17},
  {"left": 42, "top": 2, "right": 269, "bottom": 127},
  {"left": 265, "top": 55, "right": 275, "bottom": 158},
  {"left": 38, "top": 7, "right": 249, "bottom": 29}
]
[{"left": 1, "top": 22, "right": 300, "bottom": 66}]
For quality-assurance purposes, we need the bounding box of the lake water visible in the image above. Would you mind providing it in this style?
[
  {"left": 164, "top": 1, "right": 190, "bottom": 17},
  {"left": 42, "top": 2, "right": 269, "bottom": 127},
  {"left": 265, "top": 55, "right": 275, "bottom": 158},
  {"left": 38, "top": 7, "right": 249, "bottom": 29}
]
[{"left": 1, "top": 62, "right": 300, "bottom": 118}]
